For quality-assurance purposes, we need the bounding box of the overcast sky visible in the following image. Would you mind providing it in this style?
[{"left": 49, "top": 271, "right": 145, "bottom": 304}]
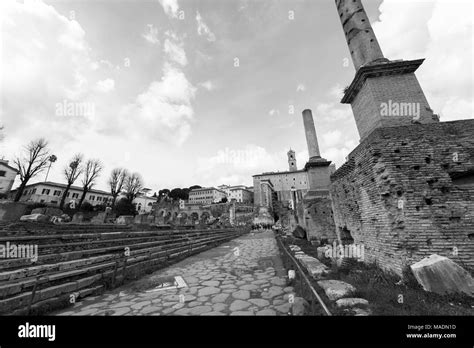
[{"left": 0, "top": 0, "right": 472, "bottom": 193}]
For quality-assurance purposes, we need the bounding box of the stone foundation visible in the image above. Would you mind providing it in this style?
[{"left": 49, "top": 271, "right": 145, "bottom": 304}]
[{"left": 330, "top": 120, "right": 474, "bottom": 275}]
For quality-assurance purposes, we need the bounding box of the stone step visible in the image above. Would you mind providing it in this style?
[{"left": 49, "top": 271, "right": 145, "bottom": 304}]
[
  {"left": 0, "top": 229, "right": 237, "bottom": 270},
  {"left": 0, "top": 228, "right": 244, "bottom": 314}
]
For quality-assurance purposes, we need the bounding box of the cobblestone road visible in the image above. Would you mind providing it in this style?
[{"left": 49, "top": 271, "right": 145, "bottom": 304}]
[{"left": 54, "top": 230, "right": 295, "bottom": 316}]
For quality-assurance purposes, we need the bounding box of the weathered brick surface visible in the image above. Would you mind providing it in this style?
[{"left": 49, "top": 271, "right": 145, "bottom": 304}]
[
  {"left": 352, "top": 73, "right": 438, "bottom": 140},
  {"left": 302, "top": 197, "right": 337, "bottom": 243},
  {"left": 330, "top": 120, "right": 474, "bottom": 275}
]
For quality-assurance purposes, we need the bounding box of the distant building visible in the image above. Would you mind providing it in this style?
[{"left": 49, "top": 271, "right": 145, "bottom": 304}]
[
  {"left": 217, "top": 184, "right": 253, "bottom": 203},
  {"left": 189, "top": 187, "right": 226, "bottom": 205},
  {"left": 253, "top": 148, "right": 336, "bottom": 206},
  {"left": 0, "top": 159, "right": 19, "bottom": 196},
  {"left": 131, "top": 193, "right": 158, "bottom": 213},
  {"left": 9, "top": 181, "right": 113, "bottom": 206}
]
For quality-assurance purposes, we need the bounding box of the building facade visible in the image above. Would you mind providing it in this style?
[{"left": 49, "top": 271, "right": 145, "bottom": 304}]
[
  {"left": 10, "top": 181, "right": 113, "bottom": 206},
  {"left": 217, "top": 184, "right": 253, "bottom": 203},
  {"left": 0, "top": 160, "right": 18, "bottom": 196},
  {"left": 188, "top": 187, "right": 227, "bottom": 205},
  {"left": 132, "top": 194, "right": 158, "bottom": 213}
]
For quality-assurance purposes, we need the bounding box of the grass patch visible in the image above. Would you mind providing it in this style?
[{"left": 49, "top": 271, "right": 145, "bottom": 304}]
[{"left": 279, "top": 234, "right": 474, "bottom": 315}]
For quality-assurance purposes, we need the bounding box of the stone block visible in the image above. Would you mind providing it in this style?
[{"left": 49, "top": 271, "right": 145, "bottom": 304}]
[
  {"left": 72, "top": 212, "right": 84, "bottom": 223},
  {"left": 317, "top": 279, "right": 356, "bottom": 301},
  {"left": 0, "top": 202, "right": 28, "bottom": 221},
  {"left": 410, "top": 254, "right": 474, "bottom": 297},
  {"left": 116, "top": 215, "right": 134, "bottom": 225},
  {"left": 335, "top": 298, "right": 369, "bottom": 308},
  {"left": 19, "top": 214, "right": 50, "bottom": 222},
  {"left": 292, "top": 225, "right": 306, "bottom": 239},
  {"left": 32, "top": 207, "right": 63, "bottom": 217},
  {"left": 91, "top": 212, "right": 107, "bottom": 224}
]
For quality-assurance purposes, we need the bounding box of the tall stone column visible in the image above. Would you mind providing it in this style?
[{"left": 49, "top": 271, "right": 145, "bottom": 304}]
[
  {"left": 302, "top": 109, "right": 321, "bottom": 161},
  {"left": 336, "top": 0, "right": 438, "bottom": 141},
  {"left": 335, "top": 0, "right": 387, "bottom": 70}
]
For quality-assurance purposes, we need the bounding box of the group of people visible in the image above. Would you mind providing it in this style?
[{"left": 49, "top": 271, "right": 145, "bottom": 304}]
[{"left": 250, "top": 223, "right": 273, "bottom": 230}]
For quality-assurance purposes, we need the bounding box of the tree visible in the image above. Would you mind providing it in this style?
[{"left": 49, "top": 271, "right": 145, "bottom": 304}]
[
  {"left": 124, "top": 172, "right": 143, "bottom": 203},
  {"left": 114, "top": 197, "right": 137, "bottom": 216},
  {"left": 158, "top": 189, "right": 170, "bottom": 202},
  {"left": 13, "top": 138, "right": 50, "bottom": 201},
  {"left": 108, "top": 168, "right": 128, "bottom": 208},
  {"left": 59, "top": 154, "right": 83, "bottom": 209},
  {"left": 169, "top": 188, "right": 188, "bottom": 201},
  {"left": 78, "top": 159, "right": 103, "bottom": 208}
]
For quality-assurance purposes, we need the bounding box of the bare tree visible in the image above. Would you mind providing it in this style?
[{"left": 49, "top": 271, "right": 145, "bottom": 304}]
[
  {"left": 59, "top": 154, "right": 83, "bottom": 209},
  {"left": 124, "top": 172, "right": 144, "bottom": 203},
  {"left": 78, "top": 159, "right": 103, "bottom": 208},
  {"left": 13, "top": 138, "right": 50, "bottom": 201},
  {"left": 108, "top": 168, "right": 128, "bottom": 208}
]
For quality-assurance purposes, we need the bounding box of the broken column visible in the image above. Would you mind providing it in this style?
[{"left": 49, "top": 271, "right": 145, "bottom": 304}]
[
  {"left": 336, "top": 0, "right": 438, "bottom": 141},
  {"left": 302, "top": 109, "right": 321, "bottom": 161},
  {"left": 299, "top": 109, "right": 336, "bottom": 244}
]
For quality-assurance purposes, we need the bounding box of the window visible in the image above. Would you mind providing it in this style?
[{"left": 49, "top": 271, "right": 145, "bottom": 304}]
[
  {"left": 0, "top": 170, "right": 6, "bottom": 177},
  {"left": 53, "top": 190, "right": 62, "bottom": 196},
  {"left": 42, "top": 189, "right": 50, "bottom": 195},
  {"left": 66, "top": 192, "right": 70, "bottom": 197},
  {"left": 97, "top": 196, "right": 102, "bottom": 202},
  {"left": 32, "top": 188, "right": 37, "bottom": 194},
  {"left": 72, "top": 193, "right": 79, "bottom": 198},
  {"left": 89, "top": 195, "right": 95, "bottom": 201}
]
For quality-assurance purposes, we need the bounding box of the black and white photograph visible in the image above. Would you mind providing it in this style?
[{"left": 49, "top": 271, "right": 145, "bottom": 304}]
[{"left": 0, "top": 0, "right": 473, "bottom": 345}]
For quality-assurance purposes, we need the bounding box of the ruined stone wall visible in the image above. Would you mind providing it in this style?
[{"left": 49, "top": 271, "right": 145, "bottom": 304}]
[
  {"left": 330, "top": 120, "right": 474, "bottom": 275},
  {"left": 302, "top": 197, "right": 337, "bottom": 244}
]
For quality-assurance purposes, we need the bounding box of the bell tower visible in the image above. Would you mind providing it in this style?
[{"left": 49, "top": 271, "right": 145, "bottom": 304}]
[{"left": 287, "top": 149, "right": 297, "bottom": 172}]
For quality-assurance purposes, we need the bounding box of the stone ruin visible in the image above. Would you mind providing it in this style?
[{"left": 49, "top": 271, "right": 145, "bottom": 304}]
[{"left": 274, "top": 0, "right": 474, "bottom": 291}]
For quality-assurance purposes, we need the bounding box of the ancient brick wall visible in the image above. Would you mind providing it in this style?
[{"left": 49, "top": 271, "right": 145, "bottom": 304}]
[
  {"left": 302, "top": 196, "right": 337, "bottom": 244},
  {"left": 330, "top": 120, "right": 474, "bottom": 275},
  {"left": 352, "top": 74, "right": 437, "bottom": 140}
]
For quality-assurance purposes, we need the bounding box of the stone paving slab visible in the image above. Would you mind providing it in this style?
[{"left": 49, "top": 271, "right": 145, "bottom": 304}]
[{"left": 54, "top": 230, "right": 296, "bottom": 316}]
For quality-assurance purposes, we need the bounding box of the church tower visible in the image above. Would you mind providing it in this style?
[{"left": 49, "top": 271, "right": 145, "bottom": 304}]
[
  {"left": 287, "top": 149, "right": 297, "bottom": 172},
  {"left": 335, "top": 0, "right": 439, "bottom": 141}
]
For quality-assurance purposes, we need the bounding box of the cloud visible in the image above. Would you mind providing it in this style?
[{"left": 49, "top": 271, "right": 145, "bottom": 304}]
[
  {"left": 328, "top": 83, "right": 344, "bottom": 100},
  {"left": 199, "top": 80, "right": 215, "bottom": 91},
  {"left": 373, "top": 0, "right": 473, "bottom": 121},
  {"left": 118, "top": 64, "right": 196, "bottom": 145},
  {"left": 315, "top": 103, "right": 352, "bottom": 122},
  {"left": 296, "top": 83, "right": 306, "bottom": 92},
  {"left": 163, "top": 31, "right": 187, "bottom": 66},
  {"left": 321, "top": 130, "right": 342, "bottom": 148},
  {"left": 196, "top": 145, "right": 311, "bottom": 187},
  {"left": 196, "top": 11, "right": 216, "bottom": 42},
  {"left": 95, "top": 78, "right": 115, "bottom": 93},
  {"left": 142, "top": 24, "right": 159, "bottom": 44},
  {"left": 158, "top": 0, "right": 179, "bottom": 18},
  {"left": 0, "top": 0, "right": 96, "bottom": 144}
]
